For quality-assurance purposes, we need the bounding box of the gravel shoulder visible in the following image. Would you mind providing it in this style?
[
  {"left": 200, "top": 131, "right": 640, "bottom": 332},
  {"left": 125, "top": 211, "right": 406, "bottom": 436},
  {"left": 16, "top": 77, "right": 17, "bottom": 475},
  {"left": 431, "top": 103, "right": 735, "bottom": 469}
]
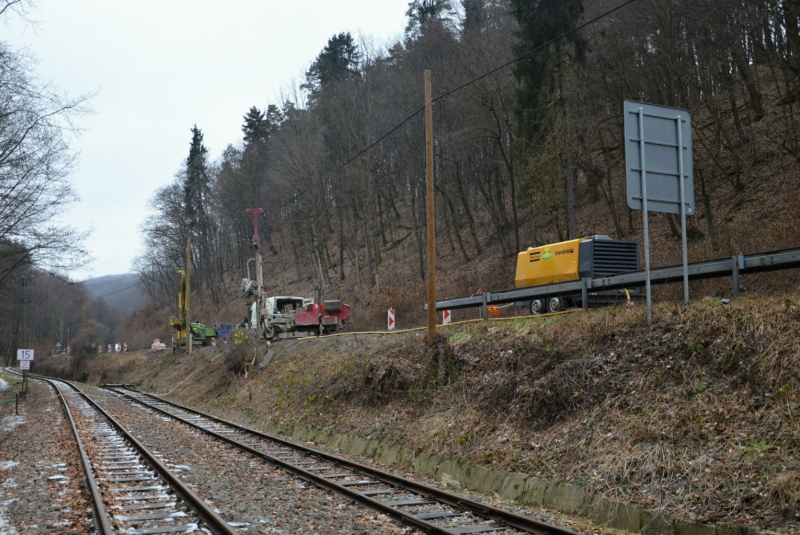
[{"left": 0, "top": 372, "right": 93, "bottom": 534}]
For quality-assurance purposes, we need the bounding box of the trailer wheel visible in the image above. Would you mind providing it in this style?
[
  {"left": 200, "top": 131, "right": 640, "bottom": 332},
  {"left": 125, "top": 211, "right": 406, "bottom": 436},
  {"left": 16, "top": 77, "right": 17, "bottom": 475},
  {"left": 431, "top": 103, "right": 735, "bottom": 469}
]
[
  {"left": 530, "top": 299, "right": 546, "bottom": 315},
  {"left": 547, "top": 297, "right": 563, "bottom": 313}
]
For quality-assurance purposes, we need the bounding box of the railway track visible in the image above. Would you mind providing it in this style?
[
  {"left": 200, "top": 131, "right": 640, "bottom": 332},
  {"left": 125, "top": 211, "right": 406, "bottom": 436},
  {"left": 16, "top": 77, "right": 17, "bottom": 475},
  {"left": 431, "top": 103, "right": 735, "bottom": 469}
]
[
  {"left": 106, "top": 385, "right": 577, "bottom": 535},
  {"left": 8, "top": 371, "right": 237, "bottom": 535}
]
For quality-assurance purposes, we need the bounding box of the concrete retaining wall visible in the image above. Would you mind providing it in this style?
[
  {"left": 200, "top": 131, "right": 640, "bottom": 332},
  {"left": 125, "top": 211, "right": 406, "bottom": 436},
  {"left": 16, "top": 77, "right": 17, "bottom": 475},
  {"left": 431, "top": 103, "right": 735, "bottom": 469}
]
[{"left": 257, "top": 419, "right": 777, "bottom": 535}]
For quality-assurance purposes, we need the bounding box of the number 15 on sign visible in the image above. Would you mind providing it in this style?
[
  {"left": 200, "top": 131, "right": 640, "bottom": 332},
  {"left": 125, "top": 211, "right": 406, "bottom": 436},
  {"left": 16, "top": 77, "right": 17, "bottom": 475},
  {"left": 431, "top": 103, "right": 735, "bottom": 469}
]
[{"left": 16, "top": 349, "right": 33, "bottom": 361}]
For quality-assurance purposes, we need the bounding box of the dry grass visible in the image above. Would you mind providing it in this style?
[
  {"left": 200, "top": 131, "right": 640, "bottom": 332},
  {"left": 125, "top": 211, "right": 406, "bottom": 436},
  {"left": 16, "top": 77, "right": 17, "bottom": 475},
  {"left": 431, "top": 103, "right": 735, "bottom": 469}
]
[
  {"left": 56, "top": 291, "right": 800, "bottom": 532},
  {"left": 238, "top": 294, "right": 800, "bottom": 531}
]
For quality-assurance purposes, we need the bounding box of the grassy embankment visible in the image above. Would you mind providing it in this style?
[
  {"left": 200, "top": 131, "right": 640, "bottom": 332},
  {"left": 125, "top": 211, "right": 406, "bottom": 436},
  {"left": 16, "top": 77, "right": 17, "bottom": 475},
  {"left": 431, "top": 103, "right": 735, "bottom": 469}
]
[{"left": 39, "top": 292, "right": 800, "bottom": 532}]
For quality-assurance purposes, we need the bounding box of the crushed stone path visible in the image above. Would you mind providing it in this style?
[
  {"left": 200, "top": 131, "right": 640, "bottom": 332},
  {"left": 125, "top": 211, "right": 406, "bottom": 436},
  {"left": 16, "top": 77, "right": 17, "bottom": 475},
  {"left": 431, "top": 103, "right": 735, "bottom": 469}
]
[{"left": 0, "top": 372, "right": 92, "bottom": 534}]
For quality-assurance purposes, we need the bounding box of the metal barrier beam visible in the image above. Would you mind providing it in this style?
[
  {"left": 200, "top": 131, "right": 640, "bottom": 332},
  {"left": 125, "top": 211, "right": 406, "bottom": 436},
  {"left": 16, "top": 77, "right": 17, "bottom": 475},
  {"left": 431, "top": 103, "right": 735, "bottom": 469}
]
[{"left": 429, "top": 247, "right": 800, "bottom": 311}]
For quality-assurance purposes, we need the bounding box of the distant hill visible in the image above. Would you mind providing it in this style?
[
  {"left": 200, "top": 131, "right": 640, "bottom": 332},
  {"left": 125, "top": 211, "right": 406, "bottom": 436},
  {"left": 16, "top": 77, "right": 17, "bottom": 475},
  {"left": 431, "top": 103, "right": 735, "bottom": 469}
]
[{"left": 83, "top": 273, "right": 149, "bottom": 317}]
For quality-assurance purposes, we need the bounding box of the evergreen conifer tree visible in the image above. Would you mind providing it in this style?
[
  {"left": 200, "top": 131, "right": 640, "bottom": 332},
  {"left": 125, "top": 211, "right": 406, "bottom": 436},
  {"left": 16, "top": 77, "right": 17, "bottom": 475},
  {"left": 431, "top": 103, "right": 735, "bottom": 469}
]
[
  {"left": 405, "top": 0, "right": 452, "bottom": 36},
  {"left": 242, "top": 106, "right": 268, "bottom": 146},
  {"left": 510, "top": 0, "right": 585, "bottom": 137},
  {"left": 184, "top": 125, "right": 209, "bottom": 227},
  {"left": 302, "top": 32, "right": 361, "bottom": 99}
]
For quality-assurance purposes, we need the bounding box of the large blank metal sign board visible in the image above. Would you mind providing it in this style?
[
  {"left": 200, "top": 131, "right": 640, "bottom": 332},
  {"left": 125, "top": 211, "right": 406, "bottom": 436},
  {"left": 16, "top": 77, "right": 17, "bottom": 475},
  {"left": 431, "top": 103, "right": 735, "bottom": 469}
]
[
  {"left": 624, "top": 100, "right": 695, "bottom": 323},
  {"left": 624, "top": 100, "right": 694, "bottom": 214}
]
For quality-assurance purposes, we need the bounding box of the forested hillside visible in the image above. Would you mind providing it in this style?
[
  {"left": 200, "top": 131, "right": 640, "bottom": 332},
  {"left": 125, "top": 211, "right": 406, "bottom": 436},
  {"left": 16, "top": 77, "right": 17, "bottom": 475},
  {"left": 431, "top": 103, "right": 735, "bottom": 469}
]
[
  {"left": 133, "top": 0, "right": 800, "bottom": 333},
  {"left": 83, "top": 274, "right": 147, "bottom": 317},
  {"left": 0, "top": 2, "right": 104, "bottom": 363}
]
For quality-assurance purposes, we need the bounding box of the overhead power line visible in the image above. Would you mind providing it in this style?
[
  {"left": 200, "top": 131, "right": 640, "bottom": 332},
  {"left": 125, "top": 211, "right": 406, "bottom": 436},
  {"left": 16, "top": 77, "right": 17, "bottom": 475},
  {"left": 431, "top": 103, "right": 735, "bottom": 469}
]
[
  {"left": 95, "top": 282, "right": 140, "bottom": 298},
  {"left": 280, "top": 0, "right": 641, "bottom": 208},
  {"left": 432, "top": 0, "right": 640, "bottom": 102}
]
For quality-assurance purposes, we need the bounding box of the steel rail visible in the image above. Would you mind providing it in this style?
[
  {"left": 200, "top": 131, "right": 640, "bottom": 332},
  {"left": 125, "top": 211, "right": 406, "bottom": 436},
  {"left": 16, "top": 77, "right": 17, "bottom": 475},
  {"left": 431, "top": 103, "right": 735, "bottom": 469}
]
[
  {"left": 5, "top": 369, "right": 114, "bottom": 534},
  {"left": 17, "top": 372, "right": 239, "bottom": 535},
  {"left": 109, "top": 386, "right": 576, "bottom": 535},
  {"left": 429, "top": 246, "right": 800, "bottom": 311}
]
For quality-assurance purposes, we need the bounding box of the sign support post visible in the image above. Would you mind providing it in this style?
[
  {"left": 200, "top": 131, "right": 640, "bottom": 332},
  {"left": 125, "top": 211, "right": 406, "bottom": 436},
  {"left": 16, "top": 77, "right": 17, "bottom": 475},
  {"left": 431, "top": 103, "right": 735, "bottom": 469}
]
[
  {"left": 17, "top": 349, "right": 33, "bottom": 395},
  {"left": 677, "top": 115, "right": 689, "bottom": 305},
  {"left": 637, "top": 108, "right": 653, "bottom": 325}
]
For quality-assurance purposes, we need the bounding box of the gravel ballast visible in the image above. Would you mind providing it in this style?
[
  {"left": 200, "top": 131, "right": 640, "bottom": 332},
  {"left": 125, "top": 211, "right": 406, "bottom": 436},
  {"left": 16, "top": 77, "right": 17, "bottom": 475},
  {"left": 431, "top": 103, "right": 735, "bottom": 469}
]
[
  {"left": 0, "top": 372, "right": 93, "bottom": 534},
  {"left": 82, "top": 384, "right": 414, "bottom": 534}
]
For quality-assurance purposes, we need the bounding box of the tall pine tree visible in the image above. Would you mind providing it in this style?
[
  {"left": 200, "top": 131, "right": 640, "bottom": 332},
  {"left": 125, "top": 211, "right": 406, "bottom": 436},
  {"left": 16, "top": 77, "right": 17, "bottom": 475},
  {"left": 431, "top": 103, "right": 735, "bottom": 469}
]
[
  {"left": 511, "top": 0, "right": 585, "bottom": 136},
  {"left": 511, "top": 0, "right": 586, "bottom": 239},
  {"left": 302, "top": 33, "right": 361, "bottom": 100},
  {"left": 242, "top": 104, "right": 283, "bottom": 147},
  {"left": 405, "top": 0, "right": 452, "bottom": 36},
  {"left": 183, "top": 125, "right": 209, "bottom": 228},
  {"left": 242, "top": 106, "right": 268, "bottom": 146}
]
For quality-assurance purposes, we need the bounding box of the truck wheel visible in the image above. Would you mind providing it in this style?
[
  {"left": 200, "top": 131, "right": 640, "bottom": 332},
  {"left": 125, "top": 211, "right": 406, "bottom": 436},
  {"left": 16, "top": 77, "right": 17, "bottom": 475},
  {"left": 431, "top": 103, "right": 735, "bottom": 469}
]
[
  {"left": 547, "top": 297, "right": 563, "bottom": 313},
  {"left": 530, "top": 299, "right": 546, "bottom": 315}
]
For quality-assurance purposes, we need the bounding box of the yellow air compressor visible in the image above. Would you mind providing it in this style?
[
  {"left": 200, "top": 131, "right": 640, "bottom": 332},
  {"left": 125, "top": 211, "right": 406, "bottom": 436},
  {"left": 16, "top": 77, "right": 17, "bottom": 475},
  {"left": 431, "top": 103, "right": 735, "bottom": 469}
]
[
  {"left": 515, "top": 235, "right": 640, "bottom": 314},
  {"left": 515, "top": 238, "right": 583, "bottom": 288}
]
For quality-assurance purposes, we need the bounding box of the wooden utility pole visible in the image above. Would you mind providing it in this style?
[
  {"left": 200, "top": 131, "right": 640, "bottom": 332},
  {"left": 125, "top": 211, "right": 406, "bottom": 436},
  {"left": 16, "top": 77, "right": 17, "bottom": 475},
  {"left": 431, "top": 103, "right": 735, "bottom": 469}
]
[
  {"left": 186, "top": 237, "right": 192, "bottom": 354},
  {"left": 425, "top": 70, "right": 436, "bottom": 344}
]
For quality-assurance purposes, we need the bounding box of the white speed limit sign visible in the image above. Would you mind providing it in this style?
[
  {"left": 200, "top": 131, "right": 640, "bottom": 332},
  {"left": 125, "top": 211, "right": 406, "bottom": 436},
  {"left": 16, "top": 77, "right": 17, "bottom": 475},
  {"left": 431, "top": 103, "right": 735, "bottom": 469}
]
[{"left": 16, "top": 349, "right": 34, "bottom": 361}]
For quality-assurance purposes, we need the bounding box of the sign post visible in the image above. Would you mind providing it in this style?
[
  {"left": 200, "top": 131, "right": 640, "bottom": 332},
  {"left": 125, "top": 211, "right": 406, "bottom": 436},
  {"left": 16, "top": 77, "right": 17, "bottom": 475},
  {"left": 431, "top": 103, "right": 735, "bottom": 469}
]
[
  {"left": 16, "top": 349, "right": 33, "bottom": 394},
  {"left": 638, "top": 108, "right": 653, "bottom": 324},
  {"left": 625, "top": 100, "right": 694, "bottom": 324},
  {"left": 676, "top": 117, "right": 689, "bottom": 305}
]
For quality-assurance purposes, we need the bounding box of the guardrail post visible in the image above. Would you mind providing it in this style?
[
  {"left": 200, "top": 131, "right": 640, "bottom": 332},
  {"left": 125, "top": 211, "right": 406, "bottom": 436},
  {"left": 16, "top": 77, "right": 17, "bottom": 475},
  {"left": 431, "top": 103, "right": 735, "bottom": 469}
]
[
  {"left": 581, "top": 278, "right": 589, "bottom": 311},
  {"left": 15, "top": 392, "right": 18, "bottom": 415},
  {"left": 732, "top": 255, "right": 740, "bottom": 298},
  {"left": 481, "top": 292, "right": 488, "bottom": 321}
]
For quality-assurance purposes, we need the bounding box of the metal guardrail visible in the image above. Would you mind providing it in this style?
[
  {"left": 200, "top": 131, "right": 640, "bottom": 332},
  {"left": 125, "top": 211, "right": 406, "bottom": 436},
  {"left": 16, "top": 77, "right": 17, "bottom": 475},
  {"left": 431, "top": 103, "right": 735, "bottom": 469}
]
[{"left": 430, "top": 247, "right": 800, "bottom": 312}]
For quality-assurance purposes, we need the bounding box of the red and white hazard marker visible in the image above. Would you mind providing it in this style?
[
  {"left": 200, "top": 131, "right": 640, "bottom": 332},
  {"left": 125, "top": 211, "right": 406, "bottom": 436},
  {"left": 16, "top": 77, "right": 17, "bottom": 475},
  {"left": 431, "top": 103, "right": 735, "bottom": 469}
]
[
  {"left": 107, "top": 344, "right": 112, "bottom": 353},
  {"left": 98, "top": 345, "right": 102, "bottom": 354},
  {"left": 387, "top": 308, "right": 396, "bottom": 331},
  {"left": 443, "top": 310, "right": 452, "bottom": 325},
  {"left": 115, "top": 343, "right": 121, "bottom": 353},
  {"left": 123, "top": 342, "right": 128, "bottom": 353},
  {"left": 66, "top": 346, "right": 70, "bottom": 354}
]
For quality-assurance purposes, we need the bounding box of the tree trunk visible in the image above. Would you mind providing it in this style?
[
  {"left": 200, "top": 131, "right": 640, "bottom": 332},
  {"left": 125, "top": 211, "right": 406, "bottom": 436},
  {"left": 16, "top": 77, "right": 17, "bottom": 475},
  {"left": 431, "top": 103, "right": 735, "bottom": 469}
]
[
  {"left": 456, "top": 165, "right": 482, "bottom": 254},
  {"left": 352, "top": 228, "right": 366, "bottom": 303},
  {"left": 558, "top": 48, "right": 578, "bottom": 239},
  {"left": 732, "top": 46, "right": 765, "bottom": 121},
  {"left": 337, "top": 206, "right": 345, "bottom": 281}
]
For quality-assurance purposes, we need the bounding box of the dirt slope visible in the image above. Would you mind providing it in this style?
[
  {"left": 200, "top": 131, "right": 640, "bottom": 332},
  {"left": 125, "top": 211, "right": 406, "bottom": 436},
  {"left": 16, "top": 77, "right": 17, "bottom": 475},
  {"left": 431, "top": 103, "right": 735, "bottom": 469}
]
[{"left": 39, "top": 292, "right": 800, "bottom": 533}]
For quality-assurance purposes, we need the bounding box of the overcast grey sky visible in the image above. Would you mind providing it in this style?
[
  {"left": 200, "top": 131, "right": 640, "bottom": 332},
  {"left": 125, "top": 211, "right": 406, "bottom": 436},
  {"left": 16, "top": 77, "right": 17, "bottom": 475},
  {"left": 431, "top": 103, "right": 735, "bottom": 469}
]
[{"left": 3, "top": 0, "right": 411, "bottom": 281}]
